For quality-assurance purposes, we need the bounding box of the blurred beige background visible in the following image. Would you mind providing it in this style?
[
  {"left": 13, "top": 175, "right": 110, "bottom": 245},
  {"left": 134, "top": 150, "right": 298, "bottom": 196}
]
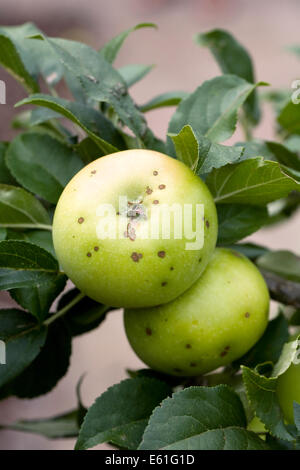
[{"left": 0, "top": 0, "right": 300, "bottom": 450}]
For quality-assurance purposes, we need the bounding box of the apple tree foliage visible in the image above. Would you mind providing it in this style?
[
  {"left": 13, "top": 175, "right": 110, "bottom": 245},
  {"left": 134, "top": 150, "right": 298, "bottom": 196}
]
[{"left": 0, "top": 24, "right": 300, "bottom": 450}]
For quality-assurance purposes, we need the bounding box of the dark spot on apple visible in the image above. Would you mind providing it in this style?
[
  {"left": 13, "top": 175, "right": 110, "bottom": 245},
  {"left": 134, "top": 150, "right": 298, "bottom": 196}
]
[
  {"left": 205, "top": 220, "right": 210, "bottom": 228},
  {"left": 94, "top": 246, "right": 99, "bottom": 252},
  {"left": 78, "top": 217, "right": 84, "bottom": 224},
  {"left": 220, "top": 346, "right": 230, "bottom": 357},
  {"left": 146, "top": 186, "right": 153, "bottom": 195},
  {"left": 131, "top": 252, "right": 140, "bottom": 262},
  {"left": 91, "top": 170, "right": 96, "bottom": 174},
  {"left": 158, "top": 251, "right": 166, "bottom": 258},
  {"left": 245, "top": 312, "right": 250, "bottom": 318},
  {"left": 72, "top": 235, "right": 75, "bottom": 239},
  {"left": 190, "top": 362, "right": 196, "bottom": 367},
  {"left": 173, "top": 368, "right": 182, "bottom": 373},
  {"left": 153, "top": 170, "right": 158, "bottom": 176},
  {"left": 158, "top": 184, "right": 166, "bottom": 190},
  {"left": 146, "top": 327, "right": 152, "bottom": 336},
  {"left": 153, "top": 200, "right": 159, "bottom": 205},
  {"left": 185, "top": 344, "right": 191, "bottom": 349},
  {"left": 87, "top": 252, "right": 92, "bottom": 257},
  {"left": 198, "top": 258, "right": 202, "bottom": 263},
  {"left": 170, "top": 266, "right": 174, "bottom": 271},
  {"left": 232, "top": 250, "right": 242, "bottom": 258},
  {"left": 138, "top": 253, "right": 143, "bottom": 259},
  {"left": 161, "top": 281, "right": 167, "bottom": 287},
  {"left": 116, "top": 211, "right": 120, "bottom": 215}
]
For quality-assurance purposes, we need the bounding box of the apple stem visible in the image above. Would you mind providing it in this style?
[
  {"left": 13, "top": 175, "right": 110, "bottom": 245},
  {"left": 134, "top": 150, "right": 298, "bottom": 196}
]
[{"left": 44, "top": 292, "right": 86, "bottom": 326}]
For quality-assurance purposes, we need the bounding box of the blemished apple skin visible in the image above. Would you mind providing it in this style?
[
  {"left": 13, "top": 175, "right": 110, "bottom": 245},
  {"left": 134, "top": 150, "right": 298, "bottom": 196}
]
[
  {"left": 52, "top": 149, "right": 218, "bottom": 308},
  {"left": 276, "top": 363, "right": 300, "bottom": 424},
  {"left": 124, "top": 248, "right": 270, "bottom": 376}
]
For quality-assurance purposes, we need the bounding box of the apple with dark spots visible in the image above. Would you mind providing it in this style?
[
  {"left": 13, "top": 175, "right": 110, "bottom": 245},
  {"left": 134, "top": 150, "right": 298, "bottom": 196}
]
[
  {"left": 53, "top": 149, "right": 218, "bottom": 308},
  {"left": 124, "top": 248, "right": 270, "bottom": 375}
]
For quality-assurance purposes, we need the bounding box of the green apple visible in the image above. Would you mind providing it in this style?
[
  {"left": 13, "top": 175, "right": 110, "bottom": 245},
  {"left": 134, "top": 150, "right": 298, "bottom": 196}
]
[
  {"left": 276, "top": 361, "right": 300, "bottom": 424},
  {"left": 124, "top": 248, "right": 270, "bottom": 376},
  {"left": 53, "top": 149, "right": 218, "bottom": 308}
]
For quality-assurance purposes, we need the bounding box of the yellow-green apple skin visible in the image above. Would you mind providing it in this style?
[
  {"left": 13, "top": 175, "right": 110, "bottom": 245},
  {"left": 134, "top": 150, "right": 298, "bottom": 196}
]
[
  {"left": 124, "top": 248, "right": 270, "bottom": 376},
  {"left": 276, "top": 363, "right": 300, "bottom": 424},
  {"left": 52, "top": 149, "right": 218, "bottom": 308}
]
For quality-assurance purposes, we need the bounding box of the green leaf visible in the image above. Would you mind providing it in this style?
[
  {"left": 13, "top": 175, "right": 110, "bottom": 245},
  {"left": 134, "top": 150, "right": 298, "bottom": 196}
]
[
  {"left": 0, "top": 228, "right": 6, "bottom": 241},
  {"left": 0, "top": 309, "right": 47, "bottom": 388},
  {"left": 284, "top": 135, "right": 300, "bottom": 153},
  {"left": 217, "top": 204, "right": 268, "bottom": 245},
  {"left": 236, "top": 314, "right": 289, "bottom": 368},
  {"left": 294, "top": 403, "right": 300, "bottom": 432},
  {"left": 6, "top": 133, "right": 84, "bottom": 204},
  {"left": 0, "top": 184, "right": 50, "bottom": 230},
  {"left": 75, "top": 137, "right": 104, "bottom": 165},
  {"left": 29, "top": 107, "right": 63, "bottom": 126},
  {"left": 126, "top": 368, "right": 184, "bottom": 388},
  {"left": 139, "top": 385, "right": 268, "bottom": 450},
  {"left": 75, "top": 377, "right": 171, "bottom": 450},
  {"left": 272, "top": 334, "right": 300, "bottom": 377},
  {"left": 0, "top": 143, "right": 16, "bottom": 185},
  {"left": 278, "top": 101, "right": 300, "bottom": 135},
  {"left": 0, "top": 308, "right": 36, "bottom": 339},
  {"left": 207, "top": 158, "right": 300, "bottom": 205},
  {"left": 16, "top": 94, "right": 125, "bottom": 154},
  {"left": 57, "top": 288, "right": 109, "bottom": 336},
  {"left": 2, "top": 409, "right": 79, "bottom": 438},
  {"left": 168, "top": 75, "right": 262, "bottom": 147},
  {"left": 118, "top": 64, "right": 154, "bottom": 87},
  {"left": 0, "top": 25, "right": 39, "bottom": 93},
  {"left": 23, "top": 231, "right": 55, "bottom": 258},
  {"left": 10, "top": 273, "right": 67, "bottom": 322},
  {"left": 242, "top": 366, "right": 294, "bottom": 441},
  {"left": 169, "top": 125, "right": 244, "bottom": 174},
  {"left": 169, "top": 125, "right": 199, "bottom": 170},
  {"left": 257, "top": 250, "right": 300, "bottom": 283},
  {"left": 11, "top": 319, "right": 71, "bottom": 398},
  {"left": 227, "top": 242, "right": 269, "bottom": 260},
  {"left": 195, "top": 29, "right": 260, "bottom": 124},
  {"left": 263, "top": 141, "right": 300, "bottom": 171},
  {"left": 30, "top": 36, "right": 155, "bottom": 146},
  {"left": 239, "top": 139, "right": 300, "bottom": 171},
  {"left": 0, "top": 23, "right": 64, "bottom": 88},
  {"left": 266, "top": 434, "right": 299, "bottom": 450},
  {"left": 100, "top": 23, "right": 157, "bottom": 64},
  {"left": 6, "top": 230, "right": 56, "bottom": 258},
  {"left": 272, "top": 335, "right": 300, "bottom": 378},
  {"left": 140, "top": 91, "right": 188, "bottom": 112},
  {"left": 0, "top": 240, "right": 59, "bottom": 290}
]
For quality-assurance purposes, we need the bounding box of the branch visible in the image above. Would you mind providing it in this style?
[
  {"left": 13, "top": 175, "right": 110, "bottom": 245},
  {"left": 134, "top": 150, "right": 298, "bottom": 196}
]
[{"left": 261, "top": 270, "right": 300, "bottom": 309}]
